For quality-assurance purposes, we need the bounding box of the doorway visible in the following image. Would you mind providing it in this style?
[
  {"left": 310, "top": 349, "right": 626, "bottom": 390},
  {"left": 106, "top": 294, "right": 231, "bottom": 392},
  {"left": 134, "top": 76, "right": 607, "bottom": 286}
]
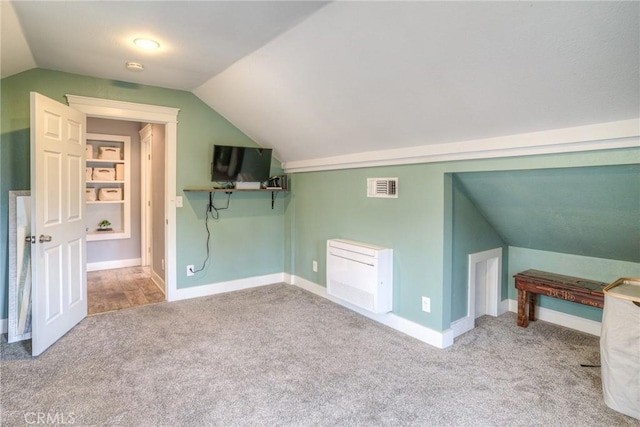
[
  {"left": 66, "top": 94, "right": 179, "bottom": 303},
  {"left": 83, "top": 119, "right": 167, "bottom": 315},
  {"left": 28, "top": 93, "right": 178, "bottom": 355},
  {"left": 451, "top": 247, "right": 503, "bottom": 338}
]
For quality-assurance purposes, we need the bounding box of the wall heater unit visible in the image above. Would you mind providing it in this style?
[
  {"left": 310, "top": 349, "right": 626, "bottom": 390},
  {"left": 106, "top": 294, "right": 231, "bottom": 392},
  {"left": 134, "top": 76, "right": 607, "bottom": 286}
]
[{"left": 326, "top": 239, "right": 393, "bottom": 313}]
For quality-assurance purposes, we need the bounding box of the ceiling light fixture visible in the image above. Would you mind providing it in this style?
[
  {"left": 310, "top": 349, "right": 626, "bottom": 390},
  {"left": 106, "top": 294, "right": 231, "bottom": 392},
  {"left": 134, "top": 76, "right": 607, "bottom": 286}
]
[
  {"left": 126, "top": 62, "right": 144, "bottom": 72},
  {"left": 134, "top": 38, "right": 160, "bottom": 50}
]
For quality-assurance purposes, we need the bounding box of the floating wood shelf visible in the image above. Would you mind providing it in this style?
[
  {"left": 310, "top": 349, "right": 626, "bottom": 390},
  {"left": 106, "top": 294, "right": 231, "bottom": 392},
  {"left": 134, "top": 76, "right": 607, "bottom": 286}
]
[
  {"left": 183, "top": 187, "right": 288, "bottom": 209},
  {"left": 183, "top": 188, "right": 287, "bottom": 193}
]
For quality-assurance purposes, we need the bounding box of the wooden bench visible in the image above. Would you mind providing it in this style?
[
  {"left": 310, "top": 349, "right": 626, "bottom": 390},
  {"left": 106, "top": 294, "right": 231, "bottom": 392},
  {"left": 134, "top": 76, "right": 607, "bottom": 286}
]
[{"left": 513, "top": 269, "right": 606, "bottom": 327}]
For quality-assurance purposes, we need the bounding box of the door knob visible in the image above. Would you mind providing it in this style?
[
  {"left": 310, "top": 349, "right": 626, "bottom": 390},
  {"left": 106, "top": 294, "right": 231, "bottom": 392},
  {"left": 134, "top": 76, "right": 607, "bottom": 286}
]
[{"left": 39, "top": 234, "right": 52, "bottom": 243}]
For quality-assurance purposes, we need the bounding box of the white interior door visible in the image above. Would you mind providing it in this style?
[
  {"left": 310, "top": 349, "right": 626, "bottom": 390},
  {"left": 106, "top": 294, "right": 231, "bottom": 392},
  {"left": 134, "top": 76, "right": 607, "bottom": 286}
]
[{"left": 30, "top": 92, "right": 87, "bottom": 356}]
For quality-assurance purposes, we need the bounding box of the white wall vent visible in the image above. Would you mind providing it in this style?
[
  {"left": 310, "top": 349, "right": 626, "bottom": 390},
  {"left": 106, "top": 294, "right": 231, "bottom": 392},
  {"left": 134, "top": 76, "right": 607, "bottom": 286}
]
[{"left": 367, "top": 178, "right": 398, "bottom": 198}]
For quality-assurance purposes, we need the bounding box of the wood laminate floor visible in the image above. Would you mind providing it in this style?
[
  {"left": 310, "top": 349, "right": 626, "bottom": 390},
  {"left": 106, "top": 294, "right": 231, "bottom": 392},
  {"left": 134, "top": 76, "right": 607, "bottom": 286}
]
[{"left": 87, "top": 266, "right": 165, "bottom": 315}]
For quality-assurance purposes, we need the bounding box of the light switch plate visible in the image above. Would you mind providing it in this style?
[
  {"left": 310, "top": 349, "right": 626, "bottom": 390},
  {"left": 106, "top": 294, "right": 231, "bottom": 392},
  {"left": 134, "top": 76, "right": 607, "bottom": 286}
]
[{"left": 422, "top": 296, "right": 431, "bottom": 313}]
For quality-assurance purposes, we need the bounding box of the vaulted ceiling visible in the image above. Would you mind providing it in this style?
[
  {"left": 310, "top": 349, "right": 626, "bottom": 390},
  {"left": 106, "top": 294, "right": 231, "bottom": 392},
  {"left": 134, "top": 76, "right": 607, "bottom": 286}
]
[
  {"left": 2, "top": 1, "right": 328, "bottom": 90},
  {"left": 3, "top": 2, "right": 638, "bottom": 265},
  {"left": 2, "top": 1, "right": 639, "bottom": 165}
]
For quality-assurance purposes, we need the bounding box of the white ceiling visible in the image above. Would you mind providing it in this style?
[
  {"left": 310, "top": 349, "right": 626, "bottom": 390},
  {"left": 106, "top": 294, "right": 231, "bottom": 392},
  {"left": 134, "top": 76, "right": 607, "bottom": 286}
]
[
  {"left": 3, "top": 1, "right": 328, "bottom": 89},
  {"left": 3, "top": 1, "right": 639, "bottom": 166}
]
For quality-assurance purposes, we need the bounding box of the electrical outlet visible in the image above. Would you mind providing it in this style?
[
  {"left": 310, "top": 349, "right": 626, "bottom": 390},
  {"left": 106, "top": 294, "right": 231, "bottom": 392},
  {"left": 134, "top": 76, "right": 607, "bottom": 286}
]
[
  {"left": 421, "top": 296, "right": 431, "bottom": 313},
  {"left": 176, "top": 196, "right": 183, "bottom": 207},
  {"left": 186, "top": 265, "right": 194, "bottom": 277},
  {"left": 312, "top": 260, "right": 318, "bottom": 272}
]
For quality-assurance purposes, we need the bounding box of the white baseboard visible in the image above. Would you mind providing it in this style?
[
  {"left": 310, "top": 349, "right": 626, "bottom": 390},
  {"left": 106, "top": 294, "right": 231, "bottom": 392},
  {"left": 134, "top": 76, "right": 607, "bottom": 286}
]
[
  {"left": 451, "top": 298, "right": 510, "bottom": 339},
  {"left": 170, "top": 272, "right": 285, "bottom": 301},
  {"left": 500, "top": 299, "right": 509, "bottom": 315},
  {"left": 87, "top": 258, "right": 141, "bottom": 272},
  {"left": 291, "top": 275, "right": 454, "bottom": 349},
  {"left": 0, "top": 318, "right": 7, "bottom": 334},
  {"left": 451, "top": 297, "right": 521, "bottom": 339},
  {"left": 507, "top": 299, "right": 602, "bottom": 336},
  {"left": 283, "top": 272, "right": 293, "bottom": 285},
  {"left": 450, "top": 315, "right": 474, "bottom": 338}
]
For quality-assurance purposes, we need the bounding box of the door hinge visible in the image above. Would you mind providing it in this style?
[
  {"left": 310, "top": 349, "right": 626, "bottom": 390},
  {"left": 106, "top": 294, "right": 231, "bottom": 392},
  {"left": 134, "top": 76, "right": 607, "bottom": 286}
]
[{"left": 25, "top": 236, "right": 35, "bottom": 244}]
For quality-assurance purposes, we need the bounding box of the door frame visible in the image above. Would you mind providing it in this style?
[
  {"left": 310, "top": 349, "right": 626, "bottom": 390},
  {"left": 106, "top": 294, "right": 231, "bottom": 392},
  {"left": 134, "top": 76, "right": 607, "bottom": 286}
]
[
  {"left": 470, "top": 248, "right": 502, "bottom": 318},
  {"left": 139, "top": 124, "right": 153, "bottom": 267},
  {"left": 450, "top": 247, "right": 504, "bottom": 339},
  {"left": 66, "top": 95, "right": 179, "bottom": 301}
]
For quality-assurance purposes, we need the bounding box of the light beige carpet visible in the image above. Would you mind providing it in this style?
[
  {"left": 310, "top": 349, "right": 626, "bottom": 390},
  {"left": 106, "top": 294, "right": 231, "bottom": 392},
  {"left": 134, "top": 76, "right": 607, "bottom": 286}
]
[{"left": 1, "top": 284, "right": 634, "bottom": 426}]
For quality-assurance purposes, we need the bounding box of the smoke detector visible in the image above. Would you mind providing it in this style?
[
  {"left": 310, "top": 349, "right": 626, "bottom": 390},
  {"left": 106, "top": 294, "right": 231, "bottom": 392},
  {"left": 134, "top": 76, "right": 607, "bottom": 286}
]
[{"left": 126, "top": 62, "right": 144, "bottom": 72}]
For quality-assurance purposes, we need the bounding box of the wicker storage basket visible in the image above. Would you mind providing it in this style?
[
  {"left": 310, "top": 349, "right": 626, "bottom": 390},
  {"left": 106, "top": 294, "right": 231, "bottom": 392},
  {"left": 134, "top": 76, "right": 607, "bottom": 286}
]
[
  {"left": 98, "top": 146, "right": 121, "bottom": 160},
  {"left": 85, "top": 188, "right": 96, "bottom": 202},
  {"left": 92, "top": 168, "right": 115, "bottom": 181},
  {"left": 98, "top": 188, "right": 122, "bottom": 201}
]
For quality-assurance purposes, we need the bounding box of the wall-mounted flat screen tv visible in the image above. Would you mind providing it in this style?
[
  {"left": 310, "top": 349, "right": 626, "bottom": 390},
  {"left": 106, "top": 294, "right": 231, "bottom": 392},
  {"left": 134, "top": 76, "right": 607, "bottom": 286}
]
[{"left": 211, "top": 145, "right": 272, "bottom": 183}]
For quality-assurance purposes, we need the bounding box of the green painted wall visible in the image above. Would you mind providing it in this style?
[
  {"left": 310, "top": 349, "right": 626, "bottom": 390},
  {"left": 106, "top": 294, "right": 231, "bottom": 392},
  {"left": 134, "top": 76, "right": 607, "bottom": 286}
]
[
  {"left": 450, "top": 163, "right": 639, "bottom": 322},
  {"left": 0, "top": 68, "right": 285, "bottom": 319},
  {"left": 454, "top": 165, "right": 640, "bottom": 263},
  {"left": 287, "top": 148, "right": 639, "bottom": 332},
  {"left": 508, "top": 247, "right": 640, "bottom": 321},
  {"left": 2, "top": 68, "right": 638, "bottom": 334},
  {"left": 450, "top": 175, "right": 506, "bottom": 321},
  {"left": 289, "top": 165, "right": 447, "bottom": 329}
]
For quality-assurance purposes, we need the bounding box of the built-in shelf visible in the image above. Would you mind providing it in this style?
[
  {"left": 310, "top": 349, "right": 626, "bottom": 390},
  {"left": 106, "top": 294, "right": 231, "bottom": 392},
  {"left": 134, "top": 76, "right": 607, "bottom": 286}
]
[
  {"left": 88, "top": 180, "right": 125, "bottom": 184},
  {"left": 87, "top": 200, "right": 125, "bottom": 205},
  {"left": 88, "top": 159, "right": 125, "bottom": 164},
  {"left": 183, "top": 187, "right": 288, "bottom": 209},
  {"left": 86, "top": 133, "right": 131, "bottom": 241},
  {"left": 87, "top": 230, "right": 118, "bottom": 235}
]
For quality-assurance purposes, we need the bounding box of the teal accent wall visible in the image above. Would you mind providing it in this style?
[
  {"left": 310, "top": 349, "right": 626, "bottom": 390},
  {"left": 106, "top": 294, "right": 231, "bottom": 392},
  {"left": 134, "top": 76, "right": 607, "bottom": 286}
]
[
  {"left": 180, "top": 191, "right": 284, "bottom": 285},
  {"left": 0, "top": 68, "right": 285, "bottom": 318},
  {"left": 450, "top": 175, "right": 506, "bottom": 321},
  {"left": 288, "top": 148, "right": 639, "bottom": 332},
  {"left": 289, "top": 164, "right": 449, "bottom": 331},
  {"left": 508, "top": 247, "right": 640, "bottom": 321},
  {"left": 450, "top": 163, "right": 639, "bottom": 323},
  {"left": 454, "top": 165, "right": 640, "bottom": 263}
]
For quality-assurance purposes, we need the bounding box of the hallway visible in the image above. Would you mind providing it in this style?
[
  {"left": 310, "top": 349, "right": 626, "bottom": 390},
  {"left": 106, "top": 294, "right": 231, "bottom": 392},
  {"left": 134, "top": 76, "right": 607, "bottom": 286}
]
[{"left": 87, "top": 266, "right": 165, "bottom": 315}]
